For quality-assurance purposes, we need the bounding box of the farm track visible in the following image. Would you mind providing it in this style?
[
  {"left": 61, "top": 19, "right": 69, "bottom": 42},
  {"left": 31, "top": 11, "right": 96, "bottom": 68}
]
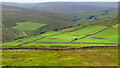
[{"left": 1, "top": 46, "right": 118, "bottom": 50}]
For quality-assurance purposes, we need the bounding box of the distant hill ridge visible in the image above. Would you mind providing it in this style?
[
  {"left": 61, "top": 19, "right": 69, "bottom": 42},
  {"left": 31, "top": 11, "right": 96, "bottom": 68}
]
[{"left": 2, "top": 2, "right": 118, "bottom": 15}]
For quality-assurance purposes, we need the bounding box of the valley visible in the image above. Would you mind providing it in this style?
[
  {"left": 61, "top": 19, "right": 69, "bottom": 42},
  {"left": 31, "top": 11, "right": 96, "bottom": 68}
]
[{"left": 1, "top": 2, "right": 119, "bottom": 66}]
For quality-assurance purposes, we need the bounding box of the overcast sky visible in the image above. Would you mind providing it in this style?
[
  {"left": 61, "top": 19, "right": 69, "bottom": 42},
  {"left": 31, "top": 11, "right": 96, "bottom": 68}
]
[{"left": 2, "top": 0, "right": 119, "bottom": 3}]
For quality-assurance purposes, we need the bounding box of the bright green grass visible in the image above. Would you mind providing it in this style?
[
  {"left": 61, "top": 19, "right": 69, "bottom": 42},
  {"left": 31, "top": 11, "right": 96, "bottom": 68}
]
[
  {"left": 75, "top": 27, "right": 118, "bottom": 43},
  {"left": 3, "top": 24, "right": 118, "bottom": 46},
  {"left": 16, "top": 35, "right": 43, "bottom": 42},
  {"left": 36, "top": 34, "right": 74, "bottom": 42},
  {"left": 69, "top": 26, "right": 106, "bottom": 37},
  {"left": 36, "top": 26, "right": 106, "bottom": 42},
  {"left": 112, "top": 23, "right": 119, "bottom": 28},
  {"left": 16, "top": 31, "right": 60, "bottom": 42},
  {"left": 12, "top": 22, "right": 46, "bottom": 31},
  {"left": 2, "top": 31, "right": 60, "bottom": 46},
  {"left": 2, "top": 42, "right": 23, "bottom": 46},
  {"left": 40, "top": 31, "right": 60, "bottom": 36}
]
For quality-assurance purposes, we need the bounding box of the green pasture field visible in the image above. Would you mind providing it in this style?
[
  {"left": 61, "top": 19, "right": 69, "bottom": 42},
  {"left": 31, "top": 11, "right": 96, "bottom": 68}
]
[
  {"left": 2, "top": 24, "right": 118, "bottom": 46},
  {"left": 16, "top": 31, "right": 60, "bottom": 42},
  {"left": 2, "top": 42, "right": 23, "bottom": 46},
  {"left": 12, "top": 22, "right": 46, "bottom": 31},
  {"left": 75, "top": 26, "right": 118, "bottom": 43},
  {"left": 35, "top": 26, "right": 106, "bottom": 42},
  {"left": 3, "top": 19, "right": 118, "bottom": 47}
]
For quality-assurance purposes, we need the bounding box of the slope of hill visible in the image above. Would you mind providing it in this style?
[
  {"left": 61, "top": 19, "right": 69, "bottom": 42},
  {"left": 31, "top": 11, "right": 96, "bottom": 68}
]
[
  {"left": 2, "top": 4, "right": 74, "bottom": 42},
  {"left": 3, "top": 2, "right": 118, "bottom": 15},
  {"left": 2, "top": 2, "right": 118, "bottom": 66},
  {"left": 71, "top": 8, "right": 118, "bottom": 22},
  {"left": 2, "top": 4, "right": 72, "bottom": 27},
  {"left": 2, "top": 18, "right": 118, "bottom": 46},
  {"left": 2, "top": 2, "right": 118, "bottom": 42},
  {"left": 2, "top": 27, "right": 26, "bottom": 42}
]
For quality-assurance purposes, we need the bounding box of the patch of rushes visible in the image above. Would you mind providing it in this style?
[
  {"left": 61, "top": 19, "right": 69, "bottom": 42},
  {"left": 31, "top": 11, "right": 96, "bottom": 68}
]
[{"left": 2, "top": 47, "right": 118, "bottom": 66}]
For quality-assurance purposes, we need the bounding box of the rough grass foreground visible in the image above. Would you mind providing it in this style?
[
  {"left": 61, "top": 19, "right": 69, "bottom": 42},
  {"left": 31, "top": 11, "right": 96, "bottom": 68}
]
[{"left": 2, "top": 47, "right": 118, "bottom": 66}]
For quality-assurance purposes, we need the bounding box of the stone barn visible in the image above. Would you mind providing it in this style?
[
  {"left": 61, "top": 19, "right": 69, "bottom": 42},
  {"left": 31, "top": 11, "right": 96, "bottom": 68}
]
[{"left": 73, "top": 37, "right": 78, "bottom": 40}]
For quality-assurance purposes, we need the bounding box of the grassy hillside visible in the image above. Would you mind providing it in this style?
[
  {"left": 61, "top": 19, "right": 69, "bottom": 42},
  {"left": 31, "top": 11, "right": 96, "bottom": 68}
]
[
  {"left": 2, "top": 4, "right": 74, "bottom": 42},
  {"left": 2, "top": 4, "right": 72, "bottom": 28},
  {"left": 2, "top": 3, "right": 118, "bottom": 43},
  {"left": 2, "top": 2, "right": 118, "bottom": 66},
  {"left": 2, "top": 18, "right": 118, "bottom": 46},
  {"left": 71, "top": 9, "right": 117, "bottom": 23},
  {"left": 2, "top": 27, "right": 26, "bottom": 42}
]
